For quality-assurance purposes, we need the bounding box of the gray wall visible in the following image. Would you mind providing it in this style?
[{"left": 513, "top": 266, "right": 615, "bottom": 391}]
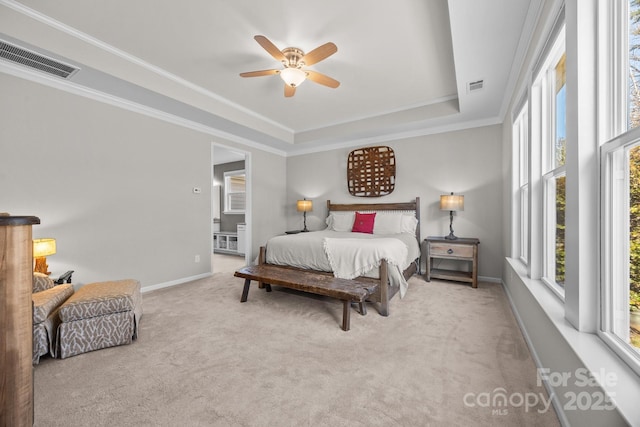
[
  {"left": 213, "top": 160, "right": 245, "bottom": 232},
  {"left": 286, "top": 125, "right": 504, "bottom": 280},
  {"left": 0, "top": 73, "right": 287, "bottom": 289}
]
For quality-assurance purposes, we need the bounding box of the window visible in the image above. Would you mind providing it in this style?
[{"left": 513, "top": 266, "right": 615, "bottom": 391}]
[
  {"left": 630, "top": 0, "right": 640, "bottom": 130},
  {"left": 223, "top": 170, "right": 245, "bottom": 214},
  {"left": 600, "top": 0, "right": 640, "bottom": 373},
  {"left": 513, "top": 104, "right": 529, "bottom": 263},
  {"left": 510, "top": 0, "right": 640, "bottom": 382},
  {"left": 630, "top": 144, "right": 640, "bottom": 350},
  {"left": 532, "top": 25, "right": 566, "bottom": 295},
  {"left": 602, "top": 134, "right": 640, "bottom": 364}
]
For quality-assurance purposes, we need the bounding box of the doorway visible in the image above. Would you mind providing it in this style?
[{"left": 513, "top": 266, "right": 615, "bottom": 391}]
[{"left": 212, "top": 144, "right": 251, "bottom": 273}]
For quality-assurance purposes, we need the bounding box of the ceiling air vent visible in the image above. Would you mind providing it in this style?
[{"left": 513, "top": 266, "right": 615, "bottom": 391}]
[
  {"left": 0, "top": 40, "right": 78, "bottom": 79},
  {"left": 468, "top": 79, "right": 484, "bottom": 93}
]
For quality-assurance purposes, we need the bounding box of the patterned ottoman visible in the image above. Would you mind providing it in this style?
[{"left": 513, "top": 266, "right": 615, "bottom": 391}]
[{"left": 56, "top": 279, "right": 142, "bottom": 359}]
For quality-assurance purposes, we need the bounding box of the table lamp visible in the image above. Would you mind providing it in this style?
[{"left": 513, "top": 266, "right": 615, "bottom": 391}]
[
  {"left": 297, "top": 198, "right": 313, "bottom": 232},
  {"left": 33, "top": 238, "right": 56, "bottom": 275},
  {"left": 440, "top": 192, "right": 464, "bottom": 240}
]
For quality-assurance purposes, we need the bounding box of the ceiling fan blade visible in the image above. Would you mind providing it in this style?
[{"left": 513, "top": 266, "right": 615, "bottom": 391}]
[
  {"left": 301, "top": 42, "right": 337, "bottom": 66},
  {"left": 305, "top": 70, "right": 340, "bottom": 88},
  {"left": 284, "top": 84, "right": 296, "bottom": 97},
  {"left": 254, "top": 35, "right": 286, "bottom": 62},
  {"left": 239, "top": 69, "right": 280, "bottom": 78}
]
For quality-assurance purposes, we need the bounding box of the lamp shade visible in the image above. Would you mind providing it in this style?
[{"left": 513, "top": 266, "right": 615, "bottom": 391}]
[
  {"left": 440, "top": 193, "right": 464, "bottom": 211},
  {"left": 33, "top": 238, "right": 56, "bottom": 257},
  {"left": 280, "top": 67, "right": 307, "bottom": 87},
  {"left": 297, "top": 199, "right": 313, "bottom": 212}
]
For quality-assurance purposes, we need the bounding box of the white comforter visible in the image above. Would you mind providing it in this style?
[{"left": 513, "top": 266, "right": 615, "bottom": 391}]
[{"left": 265, "top": 230, "right": 420, "bottom": 297}]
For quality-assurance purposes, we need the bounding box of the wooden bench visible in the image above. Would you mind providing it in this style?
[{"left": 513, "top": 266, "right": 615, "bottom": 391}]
[{"left": 234, "top": 265, "right": 379, "bottom": 331}]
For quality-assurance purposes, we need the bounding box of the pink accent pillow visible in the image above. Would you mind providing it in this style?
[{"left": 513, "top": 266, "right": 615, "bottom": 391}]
[{"left": 352, "top": 212, "right": 376, "bottom": 233}]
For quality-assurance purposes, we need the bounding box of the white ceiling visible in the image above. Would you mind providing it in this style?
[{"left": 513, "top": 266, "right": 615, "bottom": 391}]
[{"left": 0, "top": 0, "right": 538, "bottom": 156}]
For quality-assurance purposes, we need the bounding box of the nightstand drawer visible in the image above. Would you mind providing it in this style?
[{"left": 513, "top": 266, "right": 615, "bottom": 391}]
[
  {"left": 425, "top": 237, "right": 480, "bottom": 288},
  {"left": 429, "top": 243, "right": 474, "bottom": 258}
]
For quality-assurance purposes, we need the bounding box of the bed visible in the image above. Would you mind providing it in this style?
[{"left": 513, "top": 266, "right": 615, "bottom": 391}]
[{"left": 259, "top": 198, "right": 421, "bottom": 316}]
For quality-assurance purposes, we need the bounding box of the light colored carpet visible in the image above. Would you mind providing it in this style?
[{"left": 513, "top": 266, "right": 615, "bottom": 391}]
[
  {"left": 213, "top": 253, "right": 246, "bottom": 274},
  {"left": 34, "top": 273, "right": 560, "bottom": 426}
]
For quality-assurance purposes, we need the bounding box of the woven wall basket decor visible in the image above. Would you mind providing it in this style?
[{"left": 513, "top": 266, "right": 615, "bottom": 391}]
[{"left": 347, "top": 146, "right": 396, "bottom": 197}]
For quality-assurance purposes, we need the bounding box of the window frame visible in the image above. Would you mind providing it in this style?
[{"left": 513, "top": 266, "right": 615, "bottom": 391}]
[
  {"left": 541, "top": 168, "right": 566, "bottom": 295},
  {"left": 532, "top": 23, "right": 567, "bottom": 298},
  {"left": 513, "top": 103, "right": 530, "bottom": 264},
  {"left": 600, "top": 129, "right": 640, "bottom": 375},
  {"left": 598, "top": 0, "right": 640, "bottom": 376},
  {"left": 223, "top": 169, "right": 246, "bottom": 215}
]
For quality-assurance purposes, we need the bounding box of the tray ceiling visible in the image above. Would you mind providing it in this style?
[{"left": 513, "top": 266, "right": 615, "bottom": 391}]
[{"left": 0, "top": 0, "right": 537, "bottom": 154}]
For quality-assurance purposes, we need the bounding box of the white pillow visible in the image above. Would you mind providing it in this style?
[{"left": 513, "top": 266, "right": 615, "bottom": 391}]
[
  {"left": 326, "top": 211, "right": 417, "bottom": 234},
  {"left": 327, "top": 212, "right": 355, "bottom": 232},
  {"left": 373, "top": 214, "right": 403, "bottom": 234},
  {"left": 401, "top": 214, "right": 418, "bottom": 234}
]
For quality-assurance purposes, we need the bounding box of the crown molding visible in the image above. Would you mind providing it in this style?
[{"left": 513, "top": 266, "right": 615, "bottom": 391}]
[
  {"left": 0, "top": 0, "right": 294, "bottom": 136},
  {"left": 295, "top": 94, "right": 459, "bottom": 134},
  {"left": 498, "top": 0, "right": 545, "bottom": 121},
  {"left": 1, "top": 0, "right": 507, "bottom": 159},
  {"left": 286, "top": 116, "right": 502, "bottom": 157},
  {"left": 0, "top": 60, "right": 287, "bottom": 157}
]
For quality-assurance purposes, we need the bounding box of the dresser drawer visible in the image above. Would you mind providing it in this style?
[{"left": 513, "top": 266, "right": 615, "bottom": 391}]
[
  {"left": 429, "top": 243, "right": 474, "bottom": 258},
  {"left": 425, "top": 237, "right": 480, "bottom": 288}
]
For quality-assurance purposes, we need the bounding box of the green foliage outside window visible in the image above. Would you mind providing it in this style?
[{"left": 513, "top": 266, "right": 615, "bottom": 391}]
[
  {"left": 631, "top": 146, "right": 640, "bottom": 348},
  {"left": 630, "top": 146, "right": 640, "bottom": 313},
  {"left": 555, "top": 174, "right": 566, "bottom": 286},
  {"left": 629, "top": 0, "right": 640, "bottom": 347}
]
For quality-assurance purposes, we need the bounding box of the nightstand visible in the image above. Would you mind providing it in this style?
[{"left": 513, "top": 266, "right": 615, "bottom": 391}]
[{"left": 424, "top": 237, "right": 479, "bottom": 288}]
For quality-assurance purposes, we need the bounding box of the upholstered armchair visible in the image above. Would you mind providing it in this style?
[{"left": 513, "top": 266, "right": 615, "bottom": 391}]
[{"left": 32, "top": 273, "right": 74, "bottom": 364}]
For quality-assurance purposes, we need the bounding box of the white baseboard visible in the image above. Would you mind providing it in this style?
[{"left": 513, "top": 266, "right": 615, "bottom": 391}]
[
  {"left": 141, "top": 273, "right": 212, "bottom": 293},
  {"left": 479, "top": 275, "right": 501, "bottom": 283}
]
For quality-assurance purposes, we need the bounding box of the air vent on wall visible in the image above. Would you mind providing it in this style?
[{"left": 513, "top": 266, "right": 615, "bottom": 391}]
[
  {"left": 0, "top": 40, "right": 78, "bottom": 79},
  {"left": 468, "top": 79, "right": 484, "bottom": 93}
]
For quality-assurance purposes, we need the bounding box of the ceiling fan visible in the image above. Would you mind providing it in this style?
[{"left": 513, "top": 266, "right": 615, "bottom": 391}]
[{"left": 240, "top": 35, "right": 340, "bottom": 97}]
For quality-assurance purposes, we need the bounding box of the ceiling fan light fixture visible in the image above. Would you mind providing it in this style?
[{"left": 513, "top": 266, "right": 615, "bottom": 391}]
[
  {"left": 280, "top": 67, "right": 306, "bottom": 87},
  {"left": 240, "top": 36, "right": 338, "bottom": 97}
]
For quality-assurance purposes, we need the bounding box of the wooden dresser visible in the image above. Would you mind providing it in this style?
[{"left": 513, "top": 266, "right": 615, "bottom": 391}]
[{"left": 1, "top": 215, "right": 40, "bottom": 426}]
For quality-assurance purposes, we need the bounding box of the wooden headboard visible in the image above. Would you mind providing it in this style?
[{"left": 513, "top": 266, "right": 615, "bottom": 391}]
[{"left": 326, "top": 197, "right": 421, "bottom": 242}]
